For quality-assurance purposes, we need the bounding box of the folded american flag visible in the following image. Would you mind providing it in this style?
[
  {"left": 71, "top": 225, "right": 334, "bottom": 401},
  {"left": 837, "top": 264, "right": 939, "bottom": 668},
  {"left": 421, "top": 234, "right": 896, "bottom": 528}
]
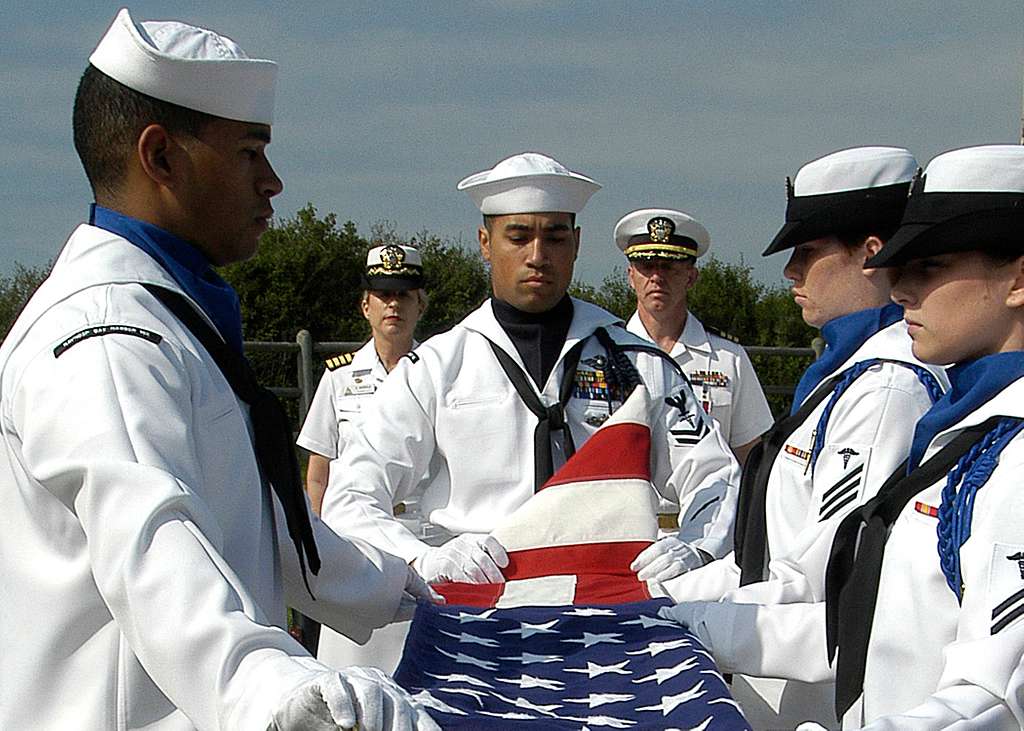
[{"left": 395, "top": 386, "right": 750, "bottom": 729}]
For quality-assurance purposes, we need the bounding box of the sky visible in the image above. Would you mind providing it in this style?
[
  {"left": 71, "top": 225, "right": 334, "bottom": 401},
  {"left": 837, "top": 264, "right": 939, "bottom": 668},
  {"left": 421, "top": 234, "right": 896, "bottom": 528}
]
[{"left": 4, "top": 1, "right": 1022, "bottom": 288}]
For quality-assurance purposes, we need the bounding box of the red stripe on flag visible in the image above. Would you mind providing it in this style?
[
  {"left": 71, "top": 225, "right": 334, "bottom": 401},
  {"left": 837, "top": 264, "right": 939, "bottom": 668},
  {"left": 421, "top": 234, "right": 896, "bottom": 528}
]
[
  {"left": 431, "top": 541, "right": 655, "bottom": 607},
  {"left": 433, "top": 582, "right": 504, "bottom": 607},
  {"left": 574, "top": 573, "right": 652, "bottom": 604},
  {"left": 542, "top": 422, "right": 651, "bottom": 488},
  {"left": 505, "top": 541, "right": 650, "bottom": 579}
]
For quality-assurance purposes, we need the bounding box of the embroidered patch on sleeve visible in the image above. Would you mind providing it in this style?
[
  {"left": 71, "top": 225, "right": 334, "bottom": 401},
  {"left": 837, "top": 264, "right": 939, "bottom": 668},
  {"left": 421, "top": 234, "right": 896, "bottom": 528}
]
[
  {"left": 665, "top": 389, "right": 709, "bottom": 446},
  {"left": 818, "top": 463, "right": 864, "bottom": 521},
  {"left": 53, "top": 324, "right": 162, "bottom": 358},
  {"left": 990, "top": 543, "right": 1024, "bottom": 635}
]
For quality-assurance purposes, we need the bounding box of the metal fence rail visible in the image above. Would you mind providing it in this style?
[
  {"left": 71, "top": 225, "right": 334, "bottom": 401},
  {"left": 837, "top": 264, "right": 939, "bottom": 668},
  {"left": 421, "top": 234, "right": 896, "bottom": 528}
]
[{"left": 245, "top": 331, "right": 824, "bottom": 424}]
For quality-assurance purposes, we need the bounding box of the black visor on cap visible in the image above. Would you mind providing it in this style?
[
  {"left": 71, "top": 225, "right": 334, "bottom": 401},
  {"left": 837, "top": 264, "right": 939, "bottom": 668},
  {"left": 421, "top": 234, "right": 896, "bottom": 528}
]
[
  {"left": 361, "top": 271, "right": 425, "bottom": 291},
  {"left": 763, "top": 181, "right": 910, "bottom": 256},
  {"left": 865, "top": 192, "right": 1024, "bottom": 268}
]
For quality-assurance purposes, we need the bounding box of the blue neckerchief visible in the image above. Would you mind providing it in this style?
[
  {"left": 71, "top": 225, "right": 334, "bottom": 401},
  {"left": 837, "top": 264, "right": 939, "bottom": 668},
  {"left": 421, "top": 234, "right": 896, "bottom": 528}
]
[
  {"left": 789, "top": 302, "right": 904, "bottom": 415},
  {"left": 90, "top": 204, "right": 244, "bottom": 353},
  {"left": 908, "top": 352, "right": 1024, "bottom": 471}
]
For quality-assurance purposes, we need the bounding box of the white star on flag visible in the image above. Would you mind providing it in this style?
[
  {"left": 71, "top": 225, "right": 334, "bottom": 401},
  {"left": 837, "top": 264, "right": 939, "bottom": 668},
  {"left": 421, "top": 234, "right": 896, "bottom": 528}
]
[
  {"left": 564, "top": 607, "right": 617, "bottom": 617},
  {"left": 499, "top": 619, "right": 560, "bottom": 638},
  {"left": 633, "top": 657, "right": 699, "bottom": 685},
  {"left": 410, "top": 691, "right": 468, "bottom": 716},
  {"left": 495, "top": 674, "right": 565, "bottom": 690},
  {"left": 635, "top": 680, "right": 707, "bottom": 715},
  {"left": 491, "top": 692, "right": 562, "bottom": 715},
  {"left": 436, "top": 647, "right": 498, "bottom": 670},
  {"left": 564, "top": 632, "right": 624, "bottom": 648},
  {"left": 498, "top": 652, "right": 563, "bottom": 665},
  {"left": 565, "top": 692, "right": 637, "bottom": 708},
  {"left": 563, "top": 660, "right": 631, "bottom": 678},
  {"left": 439, "top": 629, "right": 500, "bottom": 647},
  {"left": 424, "top": 672, "right": 493, "bottom": 688},
  {"left": 572, "top": 715, "right": 637, "bottom": 728},
  {"left": 480, "top": 710, "right": 538, "bottom": 720},
  {"left": 456, "top": 608, "right": 498, "bottom": 623},
  {"left": 626, "top": 637, "right": 692, "bottom": 657},
  {"left": 620, "top": 615, "right": 679, "bottom": 630},
  {"left": 435, "top": 687, "right": 489, "bottom": 707}
]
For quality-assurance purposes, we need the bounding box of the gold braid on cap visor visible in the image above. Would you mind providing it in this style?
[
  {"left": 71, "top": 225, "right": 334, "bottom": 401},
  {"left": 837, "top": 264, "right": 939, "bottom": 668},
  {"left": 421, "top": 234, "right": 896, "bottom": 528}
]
[
  {"left": 365, "top": 264, "right": 423, "bottom": 277},
  {"left": 624, "top": 243, "right": 698, "bottom": 260}
]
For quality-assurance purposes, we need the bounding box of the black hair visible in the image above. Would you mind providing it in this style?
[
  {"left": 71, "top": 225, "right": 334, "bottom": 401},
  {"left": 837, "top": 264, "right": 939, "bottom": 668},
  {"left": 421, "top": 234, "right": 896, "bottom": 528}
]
[
  {"left": 482, "top": 213, "right": 577, "bottom": 231},
  {"left": 72, "top": 65, "right": 214, "bottom": 198}
]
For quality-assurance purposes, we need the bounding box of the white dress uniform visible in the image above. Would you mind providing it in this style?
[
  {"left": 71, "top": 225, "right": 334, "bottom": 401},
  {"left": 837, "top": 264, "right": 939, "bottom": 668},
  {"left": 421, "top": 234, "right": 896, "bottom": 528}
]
[
  {"left": 626, "top": 310, "right": 773, "bottom": 449},
  {"left": 659, "top": 147, "right": 938, "bottom": 728},
  {"left": 0, "top": 225, "right": 412, "bottom": 730},
  {"left": 691, "top": 379, "right": 1024, "bottom": 730},
  {"left": 299, "top": 340, "right": 396, "bottom": 460},
  {"left": 837, "top": 379, "right": 1024, "bottom": 728},
  {"left": 662, "top": 317, "right": 946, "bottom": 728},
  {"left": 298, "top": 341, "right": 429, "bottom": 673},
  {"left": 321, "top": 297, "right": 741, "bottom": 567}
]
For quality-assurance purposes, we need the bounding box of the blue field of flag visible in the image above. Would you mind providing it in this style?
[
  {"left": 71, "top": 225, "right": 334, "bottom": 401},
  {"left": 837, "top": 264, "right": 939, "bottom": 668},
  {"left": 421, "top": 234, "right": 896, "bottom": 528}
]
[{"left": 395, "top": 598, "right": 751, "bottom": 730}]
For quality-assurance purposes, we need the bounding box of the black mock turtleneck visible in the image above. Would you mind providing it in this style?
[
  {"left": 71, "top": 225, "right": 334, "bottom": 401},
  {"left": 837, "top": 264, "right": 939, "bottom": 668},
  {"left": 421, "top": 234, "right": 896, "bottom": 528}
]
[{"left": 491, "top": 295, "right": 574, "bottom": 387}]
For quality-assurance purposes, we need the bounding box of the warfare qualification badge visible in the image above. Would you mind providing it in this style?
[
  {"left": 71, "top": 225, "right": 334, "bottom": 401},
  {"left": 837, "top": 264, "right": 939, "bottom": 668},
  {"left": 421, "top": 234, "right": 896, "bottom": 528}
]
[{"left": 647, "top": 216, "right": 675, "bottom": 243}]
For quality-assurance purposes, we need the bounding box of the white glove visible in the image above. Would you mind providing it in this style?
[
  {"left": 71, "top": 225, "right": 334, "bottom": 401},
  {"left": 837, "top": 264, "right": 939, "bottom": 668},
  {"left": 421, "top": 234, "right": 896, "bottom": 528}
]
[
  {"left": 657, "top": 602, "right": 714, "bottom": 651},
  {"left": 794, "top": 723, "right": 829, "bottom": 731},
  {"left": 395, "top": 564, "right": 446, "bottom": 621},
  {"left": 631, "top": 534, "right": 707, "bottom": 583},
  {"left": 268, "top": 667, "right": 440, "bottom": 731},
  {"left": 413, "top": 533, "right": 509, "bottom": 584},
  {"left": 659, "top": 602, "right": 700, "bottom": 630}
]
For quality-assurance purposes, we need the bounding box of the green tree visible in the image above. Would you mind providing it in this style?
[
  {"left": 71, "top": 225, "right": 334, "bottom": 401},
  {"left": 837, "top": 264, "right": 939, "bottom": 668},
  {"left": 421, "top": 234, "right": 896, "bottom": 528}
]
[
  {"left": 221, "top": 204, "right": 369, "bottom": 344},
  {"left": 570, "top": 270, "right": 635, "bottom": 319},
  {"left": 220, "top": 205, "right": 491, "bottom": 388},
  {"left": 0, "top": 262, "right": 50, "bottom": 340}
]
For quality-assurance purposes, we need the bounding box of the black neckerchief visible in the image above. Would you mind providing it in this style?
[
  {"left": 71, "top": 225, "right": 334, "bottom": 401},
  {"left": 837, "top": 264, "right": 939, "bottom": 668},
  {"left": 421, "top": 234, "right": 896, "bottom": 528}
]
[
  {"left": 143, "top": 285, "right": 320, "bottom": 598},
  {"left": 491, "top": 296, "right": 574, "bottom": 387}
]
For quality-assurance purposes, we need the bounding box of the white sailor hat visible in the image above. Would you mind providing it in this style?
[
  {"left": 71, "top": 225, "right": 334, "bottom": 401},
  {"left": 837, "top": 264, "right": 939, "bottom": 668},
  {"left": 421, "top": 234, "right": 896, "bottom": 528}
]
[
  {"left": 89, "top": 8, "right": 277, "bottom": 125},
  {"left": 866, "top": 145, "right": 1024, "bottom": 268},
  {"left": 361, "top": 245, "right": 425, "bottom": 291},
  {"left": 614, "top": 208, "right": 710, "bottom": 261},
  {"left": 764, "top": 146, "right": 918, "bottom": 255},
  {"left": 457, "top": 152, "right": 601, "bottom": 215}
]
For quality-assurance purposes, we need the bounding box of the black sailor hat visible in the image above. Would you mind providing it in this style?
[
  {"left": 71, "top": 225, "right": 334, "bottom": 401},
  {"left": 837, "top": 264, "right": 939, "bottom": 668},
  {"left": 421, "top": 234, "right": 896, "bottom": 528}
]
[
  {"left": 865, "top": 145, "right": 1024, "bottom": 268},
  {"left": 764, "top": 146, "right": 918, "bottom": 256}
]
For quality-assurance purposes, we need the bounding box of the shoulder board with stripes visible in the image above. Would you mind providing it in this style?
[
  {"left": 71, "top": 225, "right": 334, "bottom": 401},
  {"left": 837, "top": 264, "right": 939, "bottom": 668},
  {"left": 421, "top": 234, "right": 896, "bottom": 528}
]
[
  {"left": 324, "top": 352, "right": 355, "bottom": 371},
  {"left": 705, "top": 324, "right": 740, "bottom": 343}
]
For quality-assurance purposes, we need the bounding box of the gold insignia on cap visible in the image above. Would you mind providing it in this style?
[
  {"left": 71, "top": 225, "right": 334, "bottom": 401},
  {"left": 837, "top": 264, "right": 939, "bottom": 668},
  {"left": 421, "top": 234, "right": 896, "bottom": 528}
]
[
  {"left": 647, "top": 217, "right": 676, "bottom": 243},
  {"left": 380, "top": 245, "right": 406, "bottom": 271}
]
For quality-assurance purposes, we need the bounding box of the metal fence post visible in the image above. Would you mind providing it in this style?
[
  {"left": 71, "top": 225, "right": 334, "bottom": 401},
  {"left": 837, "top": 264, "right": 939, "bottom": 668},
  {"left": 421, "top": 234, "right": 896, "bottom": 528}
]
[
  {"left": 811, "top": 336, "right": 825, "bottom": 359},
  {"left": 296, "top": 329, "right": 313, "bottom": 423}
]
